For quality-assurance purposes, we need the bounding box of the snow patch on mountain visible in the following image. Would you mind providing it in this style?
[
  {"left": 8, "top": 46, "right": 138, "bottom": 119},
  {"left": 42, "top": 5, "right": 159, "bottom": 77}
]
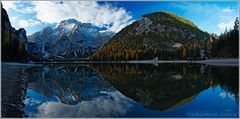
[{"left": 26, "top": 19, "right": 115, "bottom": 60}]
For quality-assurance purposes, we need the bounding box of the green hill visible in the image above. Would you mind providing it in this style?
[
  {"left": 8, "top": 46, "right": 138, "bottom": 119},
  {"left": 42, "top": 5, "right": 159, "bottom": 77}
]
[{"left": 90, "top": 11, "right": 210, "bottom": 60}]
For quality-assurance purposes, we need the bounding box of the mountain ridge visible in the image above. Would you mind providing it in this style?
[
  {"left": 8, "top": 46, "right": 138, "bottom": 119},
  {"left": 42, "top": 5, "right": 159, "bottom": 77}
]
[
  {"left": 90, "top": 11, "right": 210, "bottom": 60},
  {"left": 27, "top": 19, "right": 115, "bottom": 61}
]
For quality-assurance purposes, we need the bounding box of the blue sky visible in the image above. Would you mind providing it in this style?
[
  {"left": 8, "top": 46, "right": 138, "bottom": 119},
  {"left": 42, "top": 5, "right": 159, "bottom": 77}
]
[{"left": 2, "top": 1, "right": 238, "bottom": 35}]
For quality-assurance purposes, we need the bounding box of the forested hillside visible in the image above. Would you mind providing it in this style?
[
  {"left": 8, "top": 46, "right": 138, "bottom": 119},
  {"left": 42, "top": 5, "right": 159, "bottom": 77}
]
[
  {"left": 90, "top": 12, "right": 211, "bottom": 61},
  {"left": 90, "top": 12, "right": 239, "bottom": 61}
]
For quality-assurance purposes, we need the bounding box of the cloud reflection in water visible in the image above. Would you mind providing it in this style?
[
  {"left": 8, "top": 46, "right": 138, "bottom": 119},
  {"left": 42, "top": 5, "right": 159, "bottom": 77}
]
[{"left": 36, "top": 91, "right": 133, "bottom": 117}]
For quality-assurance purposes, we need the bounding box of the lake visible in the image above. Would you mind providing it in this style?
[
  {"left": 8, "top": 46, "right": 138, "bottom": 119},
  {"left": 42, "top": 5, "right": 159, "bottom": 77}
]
[{"left": 1, "top": 63, "right": 239, "bottom": 117}]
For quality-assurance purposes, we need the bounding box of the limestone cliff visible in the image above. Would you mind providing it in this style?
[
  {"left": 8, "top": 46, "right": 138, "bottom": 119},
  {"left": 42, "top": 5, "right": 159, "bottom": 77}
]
[{"left": 1, "top": 4, "right": 28, "bottom": 62}]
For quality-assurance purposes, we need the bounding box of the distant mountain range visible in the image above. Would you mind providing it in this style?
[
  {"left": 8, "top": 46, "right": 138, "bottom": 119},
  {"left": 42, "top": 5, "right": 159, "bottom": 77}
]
[
  {"left": 27, "top": 19, "right": 115, "bottom": 61},
  {"left": 90, "top": 12, "right": 210, "bottom": 60}
]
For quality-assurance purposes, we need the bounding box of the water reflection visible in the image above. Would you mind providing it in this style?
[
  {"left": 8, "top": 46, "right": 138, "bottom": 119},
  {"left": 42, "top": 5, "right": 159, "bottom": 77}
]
[
  {"left": 90, "top": 63, "right": 239, "bottom": 111},
  {"left": 23, "top": 63, "right": 238, "bottom": 117},
  {"left": 26, "top": 65, "right": 114, "bottom": 105},
  {"left": 33, "top": 91, "right": 132, "bottom": 117}
]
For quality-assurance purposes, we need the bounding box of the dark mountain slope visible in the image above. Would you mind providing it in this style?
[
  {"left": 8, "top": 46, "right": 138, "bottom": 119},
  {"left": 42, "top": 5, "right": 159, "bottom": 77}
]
[{"left": 1, "top": 4, "right": 28, "bottom": 62}]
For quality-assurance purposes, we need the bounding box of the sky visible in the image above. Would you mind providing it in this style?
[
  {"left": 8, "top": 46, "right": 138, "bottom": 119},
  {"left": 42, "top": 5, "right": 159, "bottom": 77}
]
[{"left": 2, "top": 1, "right": 239, "bottom": 36}]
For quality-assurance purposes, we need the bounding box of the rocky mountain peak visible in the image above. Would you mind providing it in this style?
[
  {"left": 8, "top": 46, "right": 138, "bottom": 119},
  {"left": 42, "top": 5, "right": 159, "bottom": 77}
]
[
  {"left": 58, "top": 19, "right": 79, "bottom": 30},
  {"left": 27, "top": 19, "right": 115, "bottom": 61}
]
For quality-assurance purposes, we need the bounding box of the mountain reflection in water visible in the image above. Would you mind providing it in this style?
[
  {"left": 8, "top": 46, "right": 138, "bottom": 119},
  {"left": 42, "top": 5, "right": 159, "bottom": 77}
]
[
  {"left": 26, "top": 65, "right": 114, "bottom": 105},
  {"left": 24, "top": 63, "right": 238, "bottom": 117}
]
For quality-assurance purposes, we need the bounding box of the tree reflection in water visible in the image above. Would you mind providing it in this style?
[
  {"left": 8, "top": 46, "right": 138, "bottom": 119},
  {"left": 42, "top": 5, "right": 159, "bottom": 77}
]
[
  {"left": 90, "top": 63, "right": 238, "bottom": 111},
  {"left": 24, "top": 63, "right": 238, "bottom": 117}
]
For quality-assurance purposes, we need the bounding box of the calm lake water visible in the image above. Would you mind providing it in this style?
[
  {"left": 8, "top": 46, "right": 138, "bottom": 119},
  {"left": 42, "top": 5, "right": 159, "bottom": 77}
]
[{"left": 4, "top": 63, "right": 239, "bottom": 117}]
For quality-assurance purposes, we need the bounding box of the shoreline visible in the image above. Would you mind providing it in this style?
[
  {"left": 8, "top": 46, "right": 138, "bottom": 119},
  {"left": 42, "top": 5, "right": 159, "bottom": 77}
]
[
  {"left": 127, "top": 58, "right": 239, "bottom": 66},
  {"left": 2, "top": 58, "right": 239, "bottom": 67},
  {"left": 194, "top": 59, "right": 239, "bottom": 67}
]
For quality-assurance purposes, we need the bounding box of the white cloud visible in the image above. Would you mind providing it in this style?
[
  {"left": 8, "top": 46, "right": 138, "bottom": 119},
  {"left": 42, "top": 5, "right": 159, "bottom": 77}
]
[
  {"left": 217, "top": 20, "right": 234, "bottom": 30},
  {"left": 18, "top": 19, "right": 41, "bottom": 28},
  {"left": 2, "top": 1, "right": 34, "bottom": 14},
  {"left": 17, "top": 6, "right": 35, "bottom": 14},
  {"left": 29, "top": 1, "right": 133, "bottom": 33},
  {"left": 18, "top": 20, "right": 29, "bottom": 28},
  {"left": 1, "top": 1, "right": 17, "bottom": 11},
  {"left": 9, "top": 16, "right": 18, "bottom": 23},
  {"left": 29, "top": 19, "right": 41, "bottom": 26},
  {"left": 2, "top": 1, "right": 133, "bottom": 32},
  {"left": 2, "top": 1, "right": 133, "bottom": 34},
  {"left": 222, "top": 8, "right": 233, "bottom": 13}
]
